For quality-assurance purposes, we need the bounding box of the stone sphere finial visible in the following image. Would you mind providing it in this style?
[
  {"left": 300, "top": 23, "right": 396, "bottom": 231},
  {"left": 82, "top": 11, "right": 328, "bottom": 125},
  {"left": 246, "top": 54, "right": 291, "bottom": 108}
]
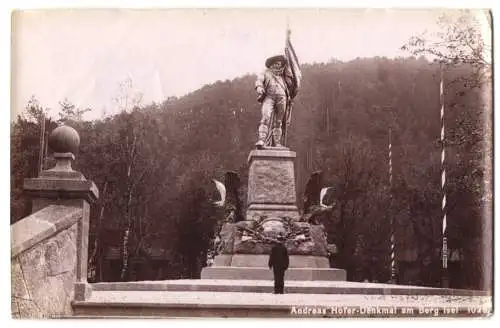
[{"left": 48, "top": 125, "right": 80, "bottom": 155}]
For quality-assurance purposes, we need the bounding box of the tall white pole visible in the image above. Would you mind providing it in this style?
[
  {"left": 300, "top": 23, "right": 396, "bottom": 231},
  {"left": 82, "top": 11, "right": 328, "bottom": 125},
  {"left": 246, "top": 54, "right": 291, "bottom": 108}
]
[
  {"left": 389, "top": 128, "right": 393, "bottom": 187},
  {"left": 440, "top": 67, "right": 449, "bottom": 287},
  {"left": 389, "top": 127, "right": 396, "bottom": 283}
]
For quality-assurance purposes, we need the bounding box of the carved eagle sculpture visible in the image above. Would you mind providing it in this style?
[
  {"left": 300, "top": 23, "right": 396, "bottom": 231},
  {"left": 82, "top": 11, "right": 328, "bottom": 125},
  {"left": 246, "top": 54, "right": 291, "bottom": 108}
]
[
  {"left": 212, "top": 179, "right": 226, "bottom": 207},
  {"left": 320, "top": 187, "right": 335, "bottom": 209},
  {"left": 303, "top": 171, "right": 323, "bottom": 212},
  {"left": 302, "top": 171, "right": 336, "bottom": 223},
  {"left": 212, "top": 171, "right": 243, "bottom": 222}
]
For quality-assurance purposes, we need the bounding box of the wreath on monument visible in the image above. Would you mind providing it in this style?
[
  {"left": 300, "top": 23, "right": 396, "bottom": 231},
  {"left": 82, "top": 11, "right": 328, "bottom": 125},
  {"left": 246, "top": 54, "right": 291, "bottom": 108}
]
[{"left": 235, "top": 216, "right": 312, "bottom": 246}]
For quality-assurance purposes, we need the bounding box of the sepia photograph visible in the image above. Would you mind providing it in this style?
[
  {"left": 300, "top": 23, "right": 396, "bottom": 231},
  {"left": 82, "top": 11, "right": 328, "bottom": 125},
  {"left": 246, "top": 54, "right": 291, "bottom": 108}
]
[{"left": 9, "top": 6, "right": 493, "bottom": 319}]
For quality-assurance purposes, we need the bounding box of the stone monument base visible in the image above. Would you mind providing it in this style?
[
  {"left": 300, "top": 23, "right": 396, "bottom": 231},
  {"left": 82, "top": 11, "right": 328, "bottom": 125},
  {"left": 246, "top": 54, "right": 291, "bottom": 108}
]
[
  {"left": 246, "top": 149, "right": 299, "bottom": 221},
  {"left": 203, "top": 148, "right": 347, "bottom": 281},
  {"left": 201, "top": 266, "right": 346, "bottom": 281},
  {"left": 212, "top": 254, "right": 330, "bottom": 267},
  {"left": 218, "top": 220, "right": 330, "bottom": 256},
  {"left": 245, "top": 204, "right": 300, "bottom": 222},
  {"left": 201, "top": 254, "right": 346, "bottom": 281}
]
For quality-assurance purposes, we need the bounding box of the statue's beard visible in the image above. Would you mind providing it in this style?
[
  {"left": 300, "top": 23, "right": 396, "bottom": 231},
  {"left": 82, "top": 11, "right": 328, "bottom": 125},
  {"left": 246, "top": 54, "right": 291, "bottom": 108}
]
[{"left": 270, "top": 67, "right": 284, "bottom": 76}]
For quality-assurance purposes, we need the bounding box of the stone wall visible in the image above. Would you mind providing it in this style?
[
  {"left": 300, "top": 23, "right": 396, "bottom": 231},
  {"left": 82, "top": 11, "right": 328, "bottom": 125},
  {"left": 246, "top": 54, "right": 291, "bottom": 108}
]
[{"left": 11, "top": 205, "right": 82, "bottom": 318}]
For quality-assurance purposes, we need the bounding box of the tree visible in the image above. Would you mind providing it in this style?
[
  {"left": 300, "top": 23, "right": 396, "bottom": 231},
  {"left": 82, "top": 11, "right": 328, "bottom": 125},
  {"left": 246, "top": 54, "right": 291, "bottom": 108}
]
[
  {"left": 316, "top": 134, "right": 390, "bottom": 281},
  {"left": 173, "top": 175, "right": 217, "bottom": 279},
  {"left": 58, "top": 98, "right": 91, "bottom": 125},
  {"left": 402, "top": 9, "right": 491, "bottom": 89},
  {"left": 10, "top": 97, "right": 56, "bottom": 223},
  {"left": 402, "top": 9, "right": 492, "bottom": 290},
  {"left": 112, "top": 77, "right": 144, "bottom": 114}
]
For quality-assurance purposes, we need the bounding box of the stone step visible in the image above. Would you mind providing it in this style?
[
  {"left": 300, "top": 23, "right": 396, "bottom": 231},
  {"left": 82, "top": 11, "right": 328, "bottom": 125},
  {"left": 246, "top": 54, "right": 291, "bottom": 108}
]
[
  {"left": 72, "top": 290, "right": 492, "bottom": 318},
  {"left": 91, "top": 279, "right": 491, "bottom": 297},
  {"left": 201, "top": 266, "right": 346, "bottom": 281},
  {"left": 213, "top": 254, "right": 331, "bottom": 268}
]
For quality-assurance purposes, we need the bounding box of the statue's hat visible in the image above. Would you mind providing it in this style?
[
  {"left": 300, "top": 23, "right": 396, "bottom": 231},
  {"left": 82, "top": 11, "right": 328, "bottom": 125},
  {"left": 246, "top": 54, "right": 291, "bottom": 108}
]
[{"left": 265, "top": 55, "right": 286, "bottom": 68}]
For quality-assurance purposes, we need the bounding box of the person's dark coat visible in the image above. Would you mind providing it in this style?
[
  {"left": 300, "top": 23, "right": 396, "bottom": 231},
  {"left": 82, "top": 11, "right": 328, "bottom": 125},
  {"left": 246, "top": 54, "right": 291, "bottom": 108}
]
[
  {"left": 268, "top": 242, "right": 289, "bottom": 294},
  {"left": 268, "top": 242, "right": 289, "bottom": 271}
]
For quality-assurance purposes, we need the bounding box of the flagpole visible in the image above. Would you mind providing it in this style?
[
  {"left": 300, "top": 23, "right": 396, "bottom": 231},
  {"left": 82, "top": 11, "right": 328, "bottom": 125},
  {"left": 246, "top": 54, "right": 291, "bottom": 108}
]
[
  {"left": 38, "top": 111, "right": 46, "bottom": 175},
  {"left": 283, "top": 19, "right": 301, "bottom": 148},
  {"left": 440, "top": 65, "right": 449, "bottom": 288},
  {"left": 389, "top": 128, "right": 393, "bottom": 187},
  {"left": 389, "top": 127, "right": 396, "bottom": 284},
  {"left": 286, "top": 16, "right": 290, "bottom": 42}
]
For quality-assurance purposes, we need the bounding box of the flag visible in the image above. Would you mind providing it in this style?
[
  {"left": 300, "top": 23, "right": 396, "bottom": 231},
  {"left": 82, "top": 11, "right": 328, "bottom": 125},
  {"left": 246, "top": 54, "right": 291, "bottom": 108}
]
[
  {"left": 282, "top": 30, "right": 301, "bottom": 147},
  {"left": 284, "top": 32, "right": 302, "bottom": 99}
]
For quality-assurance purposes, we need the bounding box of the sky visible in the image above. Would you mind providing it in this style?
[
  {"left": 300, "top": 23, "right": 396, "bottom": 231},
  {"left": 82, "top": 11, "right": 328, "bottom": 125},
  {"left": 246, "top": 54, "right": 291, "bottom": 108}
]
[{"left": 10, "top": 8, "right": 489, "bottom": 120}]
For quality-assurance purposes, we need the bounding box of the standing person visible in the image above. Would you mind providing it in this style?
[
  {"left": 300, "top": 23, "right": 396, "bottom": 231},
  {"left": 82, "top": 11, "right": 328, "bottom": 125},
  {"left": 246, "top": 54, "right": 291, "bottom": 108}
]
[
  {"left": 255, "top": 55, "right": 289, "bottom": 149},
  {"left": 268, "top": 234, "right": 289, "bottom": 294},
  {"left": 254, "top": 29, "right": 302, "bottom": 149}
]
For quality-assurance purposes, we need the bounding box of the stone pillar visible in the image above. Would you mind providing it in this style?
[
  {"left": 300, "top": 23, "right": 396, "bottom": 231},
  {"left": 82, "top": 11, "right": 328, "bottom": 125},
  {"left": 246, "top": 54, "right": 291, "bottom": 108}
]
[
  {"left": 23, "top": 126, "right": 98, "bottom": 301},
  {"left": 246, "top": 148, "right": 300, "bottom": 221}
]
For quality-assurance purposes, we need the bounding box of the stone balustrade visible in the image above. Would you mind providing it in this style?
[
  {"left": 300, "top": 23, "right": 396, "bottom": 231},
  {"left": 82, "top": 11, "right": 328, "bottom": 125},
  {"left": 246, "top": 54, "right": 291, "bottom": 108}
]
[
  {"left": 11, "top": 126, "right": 98, "bottom": 318},
  {"left": 11, "top": 205, "right": 82, "bottom": 318}
]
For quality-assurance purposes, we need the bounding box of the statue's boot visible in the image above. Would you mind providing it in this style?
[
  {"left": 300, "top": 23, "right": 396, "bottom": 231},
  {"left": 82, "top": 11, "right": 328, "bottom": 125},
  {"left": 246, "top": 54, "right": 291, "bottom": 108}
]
[
  {"left": 273, "top": 127, "right": 282, "bottom": 147},
  {"left": 255, "top": 124, "right": 268, "bottom": 149}
]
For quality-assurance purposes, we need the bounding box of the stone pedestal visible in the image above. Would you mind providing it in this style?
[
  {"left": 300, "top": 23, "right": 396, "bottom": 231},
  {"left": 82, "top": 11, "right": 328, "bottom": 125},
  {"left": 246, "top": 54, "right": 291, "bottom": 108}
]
[
  {"left": 246, "top": 148, "right": 300, "bottom": 221},
  {"left": 23, "top": 154, "right": 98, "bottom": 302},
  {"left": 201, "top": 147, "right": 347, "bottom": 281},
  {"left": 213, "top": 254, "right": 330, "bottom": 268}
]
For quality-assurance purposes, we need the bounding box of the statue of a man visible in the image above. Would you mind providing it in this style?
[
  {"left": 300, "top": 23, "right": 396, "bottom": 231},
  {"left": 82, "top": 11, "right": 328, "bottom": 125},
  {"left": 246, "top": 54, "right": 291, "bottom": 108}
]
[{"left": 255, "top": 55, "right": 290, "bottom": 149}]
